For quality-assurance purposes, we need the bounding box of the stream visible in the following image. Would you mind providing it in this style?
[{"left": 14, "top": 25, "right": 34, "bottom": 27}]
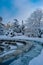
[{"left": 0, "top": 41, "right": 43, "bottom": 65}]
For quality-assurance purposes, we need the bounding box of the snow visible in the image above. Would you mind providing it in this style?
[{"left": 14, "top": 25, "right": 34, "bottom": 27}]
[
  {"left": 0, "top": 35, "right": 43, "bottom": 65},
  {"left": 16, "top": 42, "right": 24, "bottom": 46},
  {"left": 9, "top": 45, "right": 17, "bottom": 50},
  {"left": 41, "top": 34, "right": 43, "bottom": 38},
  {"left": 29, "top": 49, "right": 43, "bottom": 65},
  {"left": 0, "top": 35, "right": 43, "bottom": 43},
  {"left": 0, "top": 50, "right": 16, "bottom": 57},
  {"left": 9, "top": 43, "right": 42, "bottom": 65}
]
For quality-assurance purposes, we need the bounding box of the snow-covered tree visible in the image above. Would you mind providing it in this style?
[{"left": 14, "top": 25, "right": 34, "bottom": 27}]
[
  {"left": 0, "top": 17, "right": 2, "bottom": 23},
  {"left": 26, "top": 9, "right": 43, "bottom": 37},
  {"left": 20, "top": 20, "right": 25, "bottom": 35},
  {"left": 11, "top": 19, "right": 20, "bottom": 33},
  {"left": 13, "top": 19, "right": 19, "bottom": 27},
  {"left": 6, "top": 19, "right": 21, "bottom": 37},
  {"left": 0, "top": 17, "right": 5, "bottom": 35}
]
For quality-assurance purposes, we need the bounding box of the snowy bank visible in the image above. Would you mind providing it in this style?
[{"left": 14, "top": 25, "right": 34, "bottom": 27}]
[
  {"left": 9, "top": 43, "right": 43, "bottom": 65},
  {"left": 29, "top": 49, "right": 43, "bottom": 65},
  {"left": 0, "top": 40, "right": 33, "bottom": 63},
  {"left": 0, "top": 35, "right": 43, "bottom": 44}
]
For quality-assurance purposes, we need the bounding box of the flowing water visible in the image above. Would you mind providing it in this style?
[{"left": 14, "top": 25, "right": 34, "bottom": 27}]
[
  {"left": 9, "top": 41, "right": 43, "bottom": 65},
  {"left": 0, "top": 41, "right": 43, "bottom": 65}
]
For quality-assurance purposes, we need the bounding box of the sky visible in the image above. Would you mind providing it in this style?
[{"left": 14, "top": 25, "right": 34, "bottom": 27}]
[{"left": 0, "top": 0, "right": 43, "bottom": 23}]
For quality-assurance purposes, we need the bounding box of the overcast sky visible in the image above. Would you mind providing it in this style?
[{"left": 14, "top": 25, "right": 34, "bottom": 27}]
[{"left": 0, "top": 0, "right": 43, "bottom": 23}]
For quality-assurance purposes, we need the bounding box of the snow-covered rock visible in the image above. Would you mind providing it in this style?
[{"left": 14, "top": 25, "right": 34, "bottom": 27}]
[
  {"left": 9, "top": 45, "right": 17, "bottom": 50},
  {"left": 16, "top": 42, "right": 24, "bottom": 48}
]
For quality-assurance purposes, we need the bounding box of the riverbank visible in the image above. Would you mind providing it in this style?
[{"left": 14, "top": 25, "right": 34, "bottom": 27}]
[{"left": 10, "top": 41, "right": 43, "bottom": 65}]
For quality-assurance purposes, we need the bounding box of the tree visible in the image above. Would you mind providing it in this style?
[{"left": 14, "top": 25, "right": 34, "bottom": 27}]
[
  {"left": 0, "top": 17, "right": 5, "bottom": 35},
  {"left": 14, "top": 19, "right": 19, "bottom": 27},
  {"left": 9, "top": 19, "right": 21, "bottom": 33},
  {"left": 26, "top": 9, "right": 43, "bottom": 37},
  {"left": 0, "top": 17, "right": 3, "bottom": 23},
  {"left": 21, "top": 20, "right": 25, "bottom": 35}
]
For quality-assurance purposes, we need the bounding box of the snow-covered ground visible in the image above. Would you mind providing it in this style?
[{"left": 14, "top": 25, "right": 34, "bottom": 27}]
[
  {"left": 0, "top": 35, "right": 43, "bottom": 65},
  {"left": 0, "top": 35, "right": 43, "bottom": 43},
  {"left": 29, "top": 49, "right": 43, "bottom": 65}
]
